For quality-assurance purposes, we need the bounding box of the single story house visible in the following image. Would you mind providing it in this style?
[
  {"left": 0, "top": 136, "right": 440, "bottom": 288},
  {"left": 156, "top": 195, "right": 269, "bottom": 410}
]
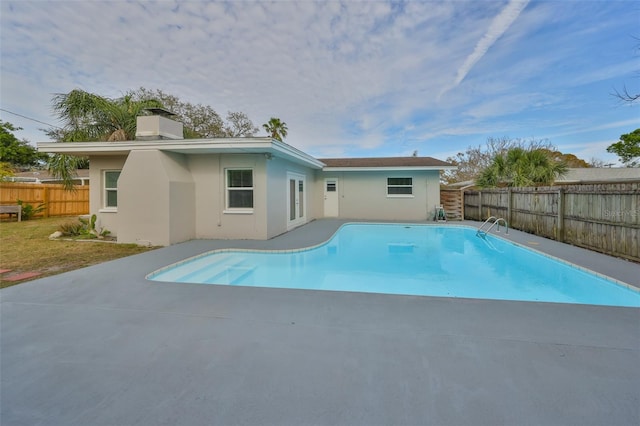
[{"left": 38, "top": 114, "right": 455, "bottom": 246}]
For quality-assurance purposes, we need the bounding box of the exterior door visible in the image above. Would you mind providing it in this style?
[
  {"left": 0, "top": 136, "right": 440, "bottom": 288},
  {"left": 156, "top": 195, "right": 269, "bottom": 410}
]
[
  {"left": 287, "top": 173, "right": 306, "bottom": 229},
  {"left": 324, "top": 178, "right": 339, "bottom": 217}
]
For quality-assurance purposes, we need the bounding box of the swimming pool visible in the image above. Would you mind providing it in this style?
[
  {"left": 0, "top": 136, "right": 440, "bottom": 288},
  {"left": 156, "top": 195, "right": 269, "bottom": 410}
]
[{"left": 148, "top": 223, "right": 640, "bottom": 307}]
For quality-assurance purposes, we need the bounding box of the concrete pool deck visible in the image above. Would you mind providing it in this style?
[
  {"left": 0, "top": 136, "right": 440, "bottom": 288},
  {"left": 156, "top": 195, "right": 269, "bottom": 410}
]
[{"left": 1, "top": 219, "right": 638, "bottom": 425}]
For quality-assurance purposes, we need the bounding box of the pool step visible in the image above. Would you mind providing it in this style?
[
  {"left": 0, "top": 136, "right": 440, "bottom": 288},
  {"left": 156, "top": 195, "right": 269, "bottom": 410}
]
[
  {"left": 171, "top": 255, "right": 246, "bottom": 283},
  {"left": 151, "top": 254, "right": 232, "bottom": 282},
  {"left": 190, "top": 259, "right": 250, "bottom": 284},
  {"left": 205, "top": 265, "right": 256, "bottom": 285}
]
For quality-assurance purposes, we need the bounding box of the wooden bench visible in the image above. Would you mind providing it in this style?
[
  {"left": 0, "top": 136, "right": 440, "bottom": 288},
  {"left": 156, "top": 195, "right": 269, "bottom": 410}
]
[{"left": 0, "top": 205, "right": 22, "bottom": 221}]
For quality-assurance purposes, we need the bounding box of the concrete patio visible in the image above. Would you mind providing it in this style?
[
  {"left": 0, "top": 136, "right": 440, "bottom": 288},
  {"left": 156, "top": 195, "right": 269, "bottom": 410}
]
[{"left": 1, "top": 219, "right": 638, "bottom": 425}]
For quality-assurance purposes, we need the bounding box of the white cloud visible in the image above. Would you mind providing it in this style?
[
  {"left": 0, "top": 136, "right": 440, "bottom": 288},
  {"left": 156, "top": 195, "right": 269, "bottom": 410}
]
[
  {"left": 557, "top": 140, "right": 621, "bottom": 166},
  {"left": 439, "top": 0, "right": 530, "bottom": 98},
  {"left": 0, "top": 0, "right": 637, "bottom": 162},
  {"left": 543, "top": 119, "right": 640, "bottom": 140}
]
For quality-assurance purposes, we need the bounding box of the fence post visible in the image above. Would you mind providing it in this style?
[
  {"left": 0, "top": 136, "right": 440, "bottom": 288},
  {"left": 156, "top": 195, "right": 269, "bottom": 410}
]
[
  {"left": 507, "top": 188, "right": 512, "bottom": 225},
  {"left": 43, "top": 186, "right": 50, "bottom": 218},
  {"left": 557, "top": 187, "right": 564, "bottom": 242},
  {"left": 478, "top": 191, "right": 483, "bottom": 220}
]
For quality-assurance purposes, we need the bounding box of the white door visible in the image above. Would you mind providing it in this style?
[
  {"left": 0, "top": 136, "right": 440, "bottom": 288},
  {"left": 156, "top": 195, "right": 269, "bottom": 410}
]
[
  {"left": 287, "top": 173, "right": 306, "bottom": 229},
  {"left": 324, "top": 178, "right": 339, "bottom": 217}
]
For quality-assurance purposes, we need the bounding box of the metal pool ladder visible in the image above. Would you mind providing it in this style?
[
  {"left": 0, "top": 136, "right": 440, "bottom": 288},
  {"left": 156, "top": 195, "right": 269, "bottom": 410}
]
[{"left": 476, "top": 216, "right": 509, "bottom": 237}]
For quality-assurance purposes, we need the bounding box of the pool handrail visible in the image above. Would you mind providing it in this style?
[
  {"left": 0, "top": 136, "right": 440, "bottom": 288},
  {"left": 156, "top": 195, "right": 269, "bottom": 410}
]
[{"left": 477, "top": 216, "right": 509, "bottom": 237}]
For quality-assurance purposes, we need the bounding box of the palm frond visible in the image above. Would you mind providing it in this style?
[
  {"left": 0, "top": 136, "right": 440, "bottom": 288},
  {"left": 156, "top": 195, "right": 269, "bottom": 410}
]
[{"left": 47, "top": 154, "right": 88, "bottom": 191}]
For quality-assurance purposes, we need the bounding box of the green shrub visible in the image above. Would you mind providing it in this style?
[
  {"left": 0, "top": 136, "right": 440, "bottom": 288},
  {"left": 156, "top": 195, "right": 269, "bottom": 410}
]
[
  {"left": 78, "top": 214, "right": 96, "bottom": 232},
  {"left": 17, "top": 200, "right": 46, "bottom": 220},
  {"left": 58, "top": 214, "right": 110, "bottom": 239},
  {"left": 58, "top": 221, "right": 84, "bottom": 236}
]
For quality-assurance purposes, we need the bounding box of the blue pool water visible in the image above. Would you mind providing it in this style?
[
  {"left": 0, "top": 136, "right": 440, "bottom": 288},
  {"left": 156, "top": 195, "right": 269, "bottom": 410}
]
[{"left": 148, "top": 224, "right": 640, "bottom": 307}]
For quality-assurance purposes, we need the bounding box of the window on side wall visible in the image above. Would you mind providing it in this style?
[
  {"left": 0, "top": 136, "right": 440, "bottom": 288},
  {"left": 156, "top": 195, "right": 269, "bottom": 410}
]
[
  {"left": 104, "top": 170, "right": 121, "bottom": 209},
  {"left": 387, "top": 177, "right": 413, "bottom": 197},
  {"left": 226, "top": 169, "right": 254, "bottom": 211}
]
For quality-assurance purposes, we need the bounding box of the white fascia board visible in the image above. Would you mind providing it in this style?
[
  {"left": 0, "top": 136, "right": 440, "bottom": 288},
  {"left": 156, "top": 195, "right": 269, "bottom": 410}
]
[
  {"left": 38, "top": 137, "right": 325, "bottom": 169},
  {"left": 37, "top": 138, "right": 276, "bottom": 155},
  {"left": 321, "top": 166, "right": 457, "bottom": 172},
  {"left": 160, "top": 139, "right": 275, "bottom": 152},
  {"left": 38, "top": 141, "right": 133, "bottom": 155},
  {"left": 271, "top": 140, "right": 325, "bottom": 169}
]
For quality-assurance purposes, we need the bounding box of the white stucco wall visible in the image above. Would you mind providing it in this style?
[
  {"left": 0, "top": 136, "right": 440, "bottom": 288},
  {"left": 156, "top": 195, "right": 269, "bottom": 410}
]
[
  {"left": 88, "top": 150, "right": 444, "bottom": 245},
  {"left": 135, "top": 115, "right": 184, "bottom": 140},
  {"left": 189, "top": 153, "right": 269, "bottom": 240},
  {"left": 265, "top": 157, "right": 288, "bottom": 237},
  {"left": 89, "top": 156, "right": 128, "bottom": 236},
  {"left": 117, "top": 150, "right": 194, "bottom": 246},
  {"left": 315, "top": 170, "right": 441, "bottom": 221}
]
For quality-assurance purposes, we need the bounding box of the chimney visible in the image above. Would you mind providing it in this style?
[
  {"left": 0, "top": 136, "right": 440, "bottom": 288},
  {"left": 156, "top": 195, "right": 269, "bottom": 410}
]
[{"left": 135, "top": 108, "right": 184, "bottom": 140}]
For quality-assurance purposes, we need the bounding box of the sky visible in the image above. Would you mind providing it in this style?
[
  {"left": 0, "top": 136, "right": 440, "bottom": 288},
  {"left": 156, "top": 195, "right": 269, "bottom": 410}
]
[{"left": 1, "top": 0, "right": 639, "bottom": 165}]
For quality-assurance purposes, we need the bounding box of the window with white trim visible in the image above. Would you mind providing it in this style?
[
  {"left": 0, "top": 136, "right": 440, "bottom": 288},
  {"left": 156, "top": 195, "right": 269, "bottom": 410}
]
[
  {"left": 226, "top": 169, "right": 254, "bottom": 210},
  {"left": 387, "top": 177, "right": 413, "bottom": 196},
  {"left": 104, "top": 170, "right": 121, "bottom": 208}
]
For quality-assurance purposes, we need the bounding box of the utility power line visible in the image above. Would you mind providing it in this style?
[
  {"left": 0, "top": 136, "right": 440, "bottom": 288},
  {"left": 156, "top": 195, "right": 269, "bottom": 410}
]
[{"left": 0, "top": 108, "right": 61, "bottom": 129}]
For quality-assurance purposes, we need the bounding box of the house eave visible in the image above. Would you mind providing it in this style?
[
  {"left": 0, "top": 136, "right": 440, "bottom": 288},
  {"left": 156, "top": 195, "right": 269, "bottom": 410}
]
[
  {"left": 555, "top": 178, "right": 640, "bottom": 185},
  {"left": 322, "top": 166, "right": 457, "bottom": 172},
  {"left": 38, "top": 138, "right": 324, "bottom": 169}
]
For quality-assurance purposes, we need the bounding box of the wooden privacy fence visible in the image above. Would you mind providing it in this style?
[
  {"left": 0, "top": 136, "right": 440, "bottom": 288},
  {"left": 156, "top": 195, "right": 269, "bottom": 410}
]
[
  {"left": 440, "top": 188, "right": 464, "bottom": 220},
  {"left": 464, "top": 183, "right": 639, "bottom": 262},
  {"left": 0, "top": 183, "right": 89, "bottom": 218}
]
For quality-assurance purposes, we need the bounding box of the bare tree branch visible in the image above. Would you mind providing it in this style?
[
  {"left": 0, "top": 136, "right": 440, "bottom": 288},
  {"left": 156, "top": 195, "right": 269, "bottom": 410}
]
[{"left": 612, "top": 85, "right": 640, "bottom": 103}]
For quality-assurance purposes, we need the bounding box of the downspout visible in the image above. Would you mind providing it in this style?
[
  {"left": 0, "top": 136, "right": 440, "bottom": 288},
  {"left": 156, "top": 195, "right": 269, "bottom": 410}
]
[
  {"left": 426, "top": 177, "right": 430, "bottom": 220},
  {"left": 217, "top": 154, "right": 222, "bottom": 227}
]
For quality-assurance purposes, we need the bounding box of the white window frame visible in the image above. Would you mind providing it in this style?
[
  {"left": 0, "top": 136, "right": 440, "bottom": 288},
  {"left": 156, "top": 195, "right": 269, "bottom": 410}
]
[
  {"left": 225, "top": 168, "right": 254, "bottom": 213},
  {"left": 101, "top": 170, "right": 121, "bottom": 211},
  {"left": 387, "top": 177, "right": 414, "bottom": 198}
]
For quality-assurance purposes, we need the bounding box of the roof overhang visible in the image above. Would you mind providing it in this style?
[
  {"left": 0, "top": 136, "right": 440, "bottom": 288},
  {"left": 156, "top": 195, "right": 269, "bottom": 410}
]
[
  {"left": 321, "top": 166, "right": 457, "bottom": 172},
  {"left": 555, "top": 179, "right": 640, "bottom": 185},
  {"left": 38, "top": 137, "right": 325, "bottom": 169}
]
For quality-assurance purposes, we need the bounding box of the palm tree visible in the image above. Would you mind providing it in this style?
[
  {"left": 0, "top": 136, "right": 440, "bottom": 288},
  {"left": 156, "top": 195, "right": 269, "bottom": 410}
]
[
  {"left": 262, "top": 117, "right": 288, "bottom": 142},
  {"left": 47, "top": 89, "right": 162, "bottom": 189},
  {"left": 50, "top": 89, "right": 162, "bottom": 142},
  {"left": 477, "top": 148, "right": 568, "bottom": 188}
]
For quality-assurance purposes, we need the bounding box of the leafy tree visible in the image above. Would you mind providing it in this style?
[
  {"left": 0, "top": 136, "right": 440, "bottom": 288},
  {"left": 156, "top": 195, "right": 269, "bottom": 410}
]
[
  {"left": 132, "top": 87, "right": 224, "bottom": 138},
  {"left": 49, "top": 89, "right": 163, "bottom": 142},
  {"left": 540, "top": 149, "right": 591, "bottom": 168},
  {"left": 224, "top": 111, "right": 259, "bottom": 137},
  {"left": 442, "top": 137, "right": 556, "bottom": 184},
  {"left": 477, "top": 147, "right": 568, "bottom": 188},
  {"left": 0, "top": 120, "right": 47, "bottom": 168},
  {"left": 0, "top": 162, "right": 14, "bottom": 180},
  {"left": 606, "top": 129, "right": 640, "bottom": 167},
  {"left": 46, "top": 89, "right": 162, "bottom": 189},
  {"left": 132, "top": 88, "right": 257, "bottom": 138},
  {"left": 263, "top": 117, "right": 288, "bottom": 141},
  {"left": 47, "top": 88, "right": 260, "bottom": 188}
]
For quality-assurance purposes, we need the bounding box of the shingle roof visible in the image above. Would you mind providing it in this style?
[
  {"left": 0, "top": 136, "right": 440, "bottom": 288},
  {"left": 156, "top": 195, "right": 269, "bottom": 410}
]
[
  {"left": 12, "top": 169, "right": 90, "bottom": 181},
  {"left": 319, "top": 157, "right": 453, "bottom": 168}
]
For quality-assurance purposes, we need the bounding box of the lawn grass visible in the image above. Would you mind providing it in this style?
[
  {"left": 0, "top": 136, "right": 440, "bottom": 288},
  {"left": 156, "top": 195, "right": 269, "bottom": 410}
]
[{"left": 0, "top": 216, "right": 157, "bottom": 288}]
